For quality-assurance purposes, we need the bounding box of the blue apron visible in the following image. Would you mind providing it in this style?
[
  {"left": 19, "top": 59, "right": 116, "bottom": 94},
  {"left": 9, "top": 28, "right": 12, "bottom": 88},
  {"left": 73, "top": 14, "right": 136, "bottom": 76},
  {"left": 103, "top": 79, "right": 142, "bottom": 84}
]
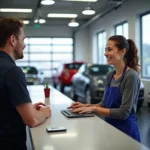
[{"left": 104, "top": 65, "right": 140, "bottom": 142}]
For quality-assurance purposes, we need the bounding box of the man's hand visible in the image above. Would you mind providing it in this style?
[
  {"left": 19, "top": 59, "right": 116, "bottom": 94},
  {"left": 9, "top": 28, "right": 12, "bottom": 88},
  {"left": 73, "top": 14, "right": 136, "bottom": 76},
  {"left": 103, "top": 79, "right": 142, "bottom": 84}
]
[
  {"left": 67, "top": 102, "right": 85, "bottom": 109},
  {"left": 34, "top": 102, "right": 46, "bottom": 110},
  {"left": 40, "top": 106, "right": 51, "bottom": 118}
]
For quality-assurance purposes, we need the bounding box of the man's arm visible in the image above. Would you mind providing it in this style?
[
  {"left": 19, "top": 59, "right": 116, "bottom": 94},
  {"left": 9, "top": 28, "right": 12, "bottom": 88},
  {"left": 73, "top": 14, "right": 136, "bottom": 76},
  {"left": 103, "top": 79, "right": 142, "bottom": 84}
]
[
  {"left": 4, "top": 66, "right": 51, "bottom": 127},
  {"left": 16, "top": 102, "right": 51, "bottom": 128}
]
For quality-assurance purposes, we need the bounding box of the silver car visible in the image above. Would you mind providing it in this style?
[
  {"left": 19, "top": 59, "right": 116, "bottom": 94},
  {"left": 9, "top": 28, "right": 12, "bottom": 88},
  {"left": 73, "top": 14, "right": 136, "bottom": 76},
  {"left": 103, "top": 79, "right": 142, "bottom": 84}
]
[{"left": 71, "top": 63, "right": 114, "bottom": 104}]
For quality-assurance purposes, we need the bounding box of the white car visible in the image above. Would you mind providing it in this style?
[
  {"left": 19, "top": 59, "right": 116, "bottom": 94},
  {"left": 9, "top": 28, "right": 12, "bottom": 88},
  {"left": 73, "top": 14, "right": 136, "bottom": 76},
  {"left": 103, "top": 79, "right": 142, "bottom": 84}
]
[{"left": 19, "top": 66, "right": 44, "bottom": 85}]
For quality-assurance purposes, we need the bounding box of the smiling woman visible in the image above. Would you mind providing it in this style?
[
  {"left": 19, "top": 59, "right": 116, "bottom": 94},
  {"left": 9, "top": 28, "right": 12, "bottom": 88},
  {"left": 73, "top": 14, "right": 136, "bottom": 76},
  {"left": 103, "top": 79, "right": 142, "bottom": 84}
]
[{"left": 69, "top": 35, "right": 141, "bottom": 142}]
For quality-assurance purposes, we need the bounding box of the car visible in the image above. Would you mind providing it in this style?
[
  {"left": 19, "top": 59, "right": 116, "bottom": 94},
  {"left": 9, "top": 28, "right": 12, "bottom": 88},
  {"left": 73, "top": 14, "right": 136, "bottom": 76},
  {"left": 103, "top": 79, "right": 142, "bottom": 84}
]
[
  {"left": 19, "top": 66, "right": 44, "bottom": 85},
  {"left": 71, "top": 63, "right": 114, "bottom": 104},
  {"left": 71, "top": 63, "right": 144, "bottom": 110},
  {"left": 52, "top": 61, "right": 84, "bottom": 92}
]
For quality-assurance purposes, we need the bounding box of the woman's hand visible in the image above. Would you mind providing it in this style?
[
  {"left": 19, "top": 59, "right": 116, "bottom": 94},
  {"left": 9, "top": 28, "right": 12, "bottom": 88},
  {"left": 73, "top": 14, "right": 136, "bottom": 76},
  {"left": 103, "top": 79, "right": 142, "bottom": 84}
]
[
  {"left": 72, "top": 106, "right": 96, "bottom": 113},
  {"left": 67, "top": 102, "right": 85, "bottom": 109}
]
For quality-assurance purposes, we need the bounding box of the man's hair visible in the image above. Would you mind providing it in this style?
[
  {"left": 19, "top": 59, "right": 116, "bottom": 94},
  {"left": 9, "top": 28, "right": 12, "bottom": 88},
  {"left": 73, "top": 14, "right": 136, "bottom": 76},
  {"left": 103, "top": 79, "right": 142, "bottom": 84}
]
[{"left": 0, "top": 17, "right": 24, "bottom": 47}]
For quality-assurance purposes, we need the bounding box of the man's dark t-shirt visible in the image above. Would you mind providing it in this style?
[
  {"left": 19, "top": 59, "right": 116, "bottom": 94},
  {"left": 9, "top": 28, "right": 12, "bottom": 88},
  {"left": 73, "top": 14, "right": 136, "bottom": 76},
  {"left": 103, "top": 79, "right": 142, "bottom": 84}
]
[{"left": 0, "top": 51, "right": 31, "bottom": 149}]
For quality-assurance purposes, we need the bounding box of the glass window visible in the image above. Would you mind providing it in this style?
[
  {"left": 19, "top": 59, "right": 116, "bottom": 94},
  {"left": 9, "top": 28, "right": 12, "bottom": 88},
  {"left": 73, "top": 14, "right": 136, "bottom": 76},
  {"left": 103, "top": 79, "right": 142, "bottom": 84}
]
[
  {"left": 16, "top": 37, "right": 73, "bottom": 78},
  {"left": 65, "top": 63, "right": 83, "bottom": 70},
  {"left": 116, "top": 25, "right": 122, "bottom": 35},
  {"left": 141, "top": 13, "right": 150, "bottom": 78},
  {"left": 30, "top": 45, "right": 51, "bottom": 53},
  {"left": 30, "top": 38, "right": 51, "bottom": 44},
  {"left": 24, "top": 38, "right": 29, "bottom": 45},
  {"left": 42, "top": 70, "right": 51, "bottom": 77},
  {"left": 52, "top": 46, "right": 73, "bottom": 52},
  {"left": 30, "top": 54, "right": 50, "bottom": 61},
  {"left": 97, "top": 31, "right": 106, "bottom": 64},
  {"left": 24, "top": 46, "right": 29, "bottom": 53},
  {"left": 89, "top": 65, "right": 114, "bottom": 75},
  {"left": 115, "top": 22, "right": 128, "bottom": 39},
  {"left": 52, "top": 53, "right": 73, "bottom": 61},
  {"left": 52, "top": 38, "right": 73, "bottom": 45}
]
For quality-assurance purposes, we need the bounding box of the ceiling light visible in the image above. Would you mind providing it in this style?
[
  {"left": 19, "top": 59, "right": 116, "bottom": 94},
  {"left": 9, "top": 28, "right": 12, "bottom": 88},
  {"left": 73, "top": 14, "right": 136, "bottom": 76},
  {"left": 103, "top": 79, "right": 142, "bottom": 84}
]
[
  {"left": 41, "top": 0, "right": 55, "bottom": 5},
  {"left": 63, "top": 0, "right": 97, "bottom": 2},
  {"left": 68, "top": 19, "right": 79, "bottom": 27},
  {"left": 47, "top": 13, "right": 78, "bottom": 18},
  {"left": 82, "top": 6, "right": 95, "bottom": 15},
  {"left": 39, "top": 19, "right": 46, "bottom": 24},
  {"left": 23, "top": 20, "right": 30, "bottom": 24},
  {"left": 34, "top": 19, "right": 46, "bottom": 24},
  {"left": 0, "top": 8, "right": 32, "bottom": 13}
]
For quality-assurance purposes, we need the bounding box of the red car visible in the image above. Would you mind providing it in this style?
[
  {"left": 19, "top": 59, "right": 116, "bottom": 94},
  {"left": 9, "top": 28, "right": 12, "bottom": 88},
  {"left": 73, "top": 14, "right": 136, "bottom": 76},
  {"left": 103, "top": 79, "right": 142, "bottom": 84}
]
[{"left": 52, "top": 61, "right": 84, "bottom": 92}]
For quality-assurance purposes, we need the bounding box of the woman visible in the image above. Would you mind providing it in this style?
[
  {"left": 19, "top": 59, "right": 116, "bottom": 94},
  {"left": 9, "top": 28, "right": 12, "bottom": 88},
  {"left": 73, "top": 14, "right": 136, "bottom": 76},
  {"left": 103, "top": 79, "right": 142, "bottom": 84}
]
[{"left": 68, "top": 35, "right": 141, "bottom": 142}]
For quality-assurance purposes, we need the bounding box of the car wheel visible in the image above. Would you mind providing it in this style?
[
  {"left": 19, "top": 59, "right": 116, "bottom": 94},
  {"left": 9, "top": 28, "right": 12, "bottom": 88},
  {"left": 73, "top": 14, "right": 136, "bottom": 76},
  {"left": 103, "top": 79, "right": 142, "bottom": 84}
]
[
  {"left": 60, "top": 83, "right": 65, "bottom": 93},
  {"left": 53, "top": 83, "right": 57, "bottom": 88},
  {"left": 85, "top": 88, "right": 91, "bottom": 104},
  {"left": 70, "top": 85, "right": 78, "bottom": 102}
]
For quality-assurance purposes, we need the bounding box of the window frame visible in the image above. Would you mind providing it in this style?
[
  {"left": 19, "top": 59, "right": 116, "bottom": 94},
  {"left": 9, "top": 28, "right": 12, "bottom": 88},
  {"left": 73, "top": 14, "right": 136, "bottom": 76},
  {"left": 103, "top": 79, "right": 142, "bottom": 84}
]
[
  {"left": 115, "top": 21, "right": 128, "bottom": 38},
  {"left": 140, "top": 11, "right": 150, "bottom": 78},
  {"left": 97, "top": 30, "right": 106, "bottom": 64},
  {"left": 17, "top": 36, "right": 73, "bottom": 77}
]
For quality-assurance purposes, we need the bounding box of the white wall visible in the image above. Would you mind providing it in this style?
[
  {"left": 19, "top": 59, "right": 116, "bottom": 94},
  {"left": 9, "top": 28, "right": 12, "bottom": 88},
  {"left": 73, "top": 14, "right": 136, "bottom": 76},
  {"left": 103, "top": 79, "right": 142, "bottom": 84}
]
[
  {"left": 75, "top": 0, "right": 150, "bottom": 105},
  {"left": 74, "top": 27, "right": 91, "bottom": 62},
  {"left": 24, "top": 25, "right": 73, "bottom": 37}
]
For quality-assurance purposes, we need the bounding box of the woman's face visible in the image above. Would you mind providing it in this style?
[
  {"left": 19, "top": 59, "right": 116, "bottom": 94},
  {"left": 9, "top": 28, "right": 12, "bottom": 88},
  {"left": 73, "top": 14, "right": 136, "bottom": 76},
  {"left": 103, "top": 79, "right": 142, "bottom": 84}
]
[{"left": 105, "top": 40, "right": 125, "bottom": 66}]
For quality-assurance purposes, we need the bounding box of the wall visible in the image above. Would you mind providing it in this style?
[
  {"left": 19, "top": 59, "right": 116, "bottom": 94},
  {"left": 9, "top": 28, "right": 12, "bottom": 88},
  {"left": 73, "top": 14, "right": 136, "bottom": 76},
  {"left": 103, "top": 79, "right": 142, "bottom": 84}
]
[
  {"left": 74, "top": 27, "right": 91, "bottom": 62},
  {"left": 75, "top": 0, "right": 150, "bottom": 105},
  {"left": 24, "top": 25, "right": 73, "bottom": 37}
]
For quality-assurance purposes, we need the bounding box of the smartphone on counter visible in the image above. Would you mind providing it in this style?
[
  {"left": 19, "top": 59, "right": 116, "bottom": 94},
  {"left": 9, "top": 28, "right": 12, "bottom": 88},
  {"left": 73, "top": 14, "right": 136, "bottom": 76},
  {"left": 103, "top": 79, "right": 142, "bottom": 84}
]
[{"left": 46, "top": 127, "right": 67, "bottom": 133}]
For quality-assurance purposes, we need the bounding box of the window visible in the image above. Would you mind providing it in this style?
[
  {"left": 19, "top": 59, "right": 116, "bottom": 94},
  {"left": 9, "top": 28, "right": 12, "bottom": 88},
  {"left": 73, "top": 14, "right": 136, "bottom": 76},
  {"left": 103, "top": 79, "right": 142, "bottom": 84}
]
[
  {"left": 16, "top": 37, "right": 73, "bottom": 77},
  {"left": 140, "top": 12, "right": 150, "bottom": 78},
  {"left": 97, "top": 31, "right": 106, "bottom": 64},
  {"left": 115, "top": 22, "right": 128, "bottom": 39}
]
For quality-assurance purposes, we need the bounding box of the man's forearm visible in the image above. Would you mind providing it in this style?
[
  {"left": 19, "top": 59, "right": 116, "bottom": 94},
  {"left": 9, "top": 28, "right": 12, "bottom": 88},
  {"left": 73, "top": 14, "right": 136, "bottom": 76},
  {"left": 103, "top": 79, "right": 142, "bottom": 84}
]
[{"left": 31, "top": 110, "right": 47, "bottom": 127}]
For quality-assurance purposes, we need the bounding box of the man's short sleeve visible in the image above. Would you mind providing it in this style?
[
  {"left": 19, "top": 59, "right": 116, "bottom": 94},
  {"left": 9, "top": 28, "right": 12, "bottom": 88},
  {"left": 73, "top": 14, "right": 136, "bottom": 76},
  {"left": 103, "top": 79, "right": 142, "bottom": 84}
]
[{"left": 4, "top": 66, "right": 32, "bottom": 107}]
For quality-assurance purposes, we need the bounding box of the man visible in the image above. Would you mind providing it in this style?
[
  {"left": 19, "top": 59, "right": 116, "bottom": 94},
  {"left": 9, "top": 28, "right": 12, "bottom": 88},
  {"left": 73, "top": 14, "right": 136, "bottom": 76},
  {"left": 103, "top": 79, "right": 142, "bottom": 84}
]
[{"left": 0, "top": 18, "right": 51, "bottom": 150}]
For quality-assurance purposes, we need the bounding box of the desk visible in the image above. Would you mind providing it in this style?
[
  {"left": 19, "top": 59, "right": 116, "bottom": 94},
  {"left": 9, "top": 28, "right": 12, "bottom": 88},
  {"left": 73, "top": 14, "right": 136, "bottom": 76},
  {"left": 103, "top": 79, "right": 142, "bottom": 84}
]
[{"left": 28, "top": 85, "right": 149, "bottom": 150}]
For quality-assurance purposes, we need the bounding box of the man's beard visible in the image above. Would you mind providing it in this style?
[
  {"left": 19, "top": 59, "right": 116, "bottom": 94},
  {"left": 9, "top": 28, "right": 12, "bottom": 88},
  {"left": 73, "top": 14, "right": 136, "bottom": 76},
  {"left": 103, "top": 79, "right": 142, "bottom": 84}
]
[{"left": 14, "top": 48, "right": 24, "bottom": 60}]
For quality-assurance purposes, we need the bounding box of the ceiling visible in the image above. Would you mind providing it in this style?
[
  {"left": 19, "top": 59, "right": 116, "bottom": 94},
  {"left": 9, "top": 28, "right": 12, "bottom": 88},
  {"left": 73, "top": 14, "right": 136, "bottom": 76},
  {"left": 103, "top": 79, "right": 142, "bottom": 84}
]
[{"left": 0, "top": 0, "right": 126, "bottom": 27}]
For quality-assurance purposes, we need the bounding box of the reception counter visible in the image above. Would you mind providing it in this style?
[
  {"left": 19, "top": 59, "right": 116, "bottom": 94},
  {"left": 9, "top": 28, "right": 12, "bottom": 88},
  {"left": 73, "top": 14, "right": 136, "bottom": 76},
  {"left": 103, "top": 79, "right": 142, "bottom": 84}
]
[{"left": 28, "top": 85, "right": 149, "bottom": 150}]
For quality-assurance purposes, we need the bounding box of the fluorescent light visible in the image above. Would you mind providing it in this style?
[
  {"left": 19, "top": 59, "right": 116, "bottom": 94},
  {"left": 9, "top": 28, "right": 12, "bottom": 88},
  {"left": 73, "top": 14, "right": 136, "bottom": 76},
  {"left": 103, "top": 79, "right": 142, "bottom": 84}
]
[
  {"left": 68, "top": 19, "right": 79, "bottom": 27},
  {"left": 23, "top": 20, "right": 29, "bottom": 24},
  {"left": 63, "top": 0, "right": 97, "bottom": 1},
  {"left": 47, "top": 13, "right": 78, "bottom": 18},
  {"left": 41, "top": 0, "right": 55, "bottom": 5},
  {"left": 39, "top": 19, "right": 46, "bottom": 24},
  {"left": 34, "top": 19, "right": 38, "bottom": 23},
  {"left": 82, "top": 6, "right": 95, "bottom": 15},
  {"left": 34, "top": 19, "right": 46, "bottom": 24},
  {"left": 0, "top": 8, "right": 32, "bottom": 13}
]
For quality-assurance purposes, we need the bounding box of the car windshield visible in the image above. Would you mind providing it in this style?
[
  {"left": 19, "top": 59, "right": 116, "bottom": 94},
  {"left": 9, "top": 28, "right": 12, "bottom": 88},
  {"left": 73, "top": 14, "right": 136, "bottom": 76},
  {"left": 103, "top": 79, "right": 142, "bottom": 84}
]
[
  {"left": 65, "top": 63, "right": 83, "bottom": 70},
  {"left": 20, "top": 66, "right": 38, "bottom": 74},
  {"left": 89, "top": 65, "right": 114, "bottom": 75}
]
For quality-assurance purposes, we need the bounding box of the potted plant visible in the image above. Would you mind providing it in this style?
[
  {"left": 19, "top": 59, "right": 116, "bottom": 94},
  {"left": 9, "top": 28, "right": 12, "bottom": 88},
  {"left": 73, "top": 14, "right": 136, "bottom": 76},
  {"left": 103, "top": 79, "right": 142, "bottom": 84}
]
[{"left": 44, "top": 82, "right": 50, "bottom": 98}]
